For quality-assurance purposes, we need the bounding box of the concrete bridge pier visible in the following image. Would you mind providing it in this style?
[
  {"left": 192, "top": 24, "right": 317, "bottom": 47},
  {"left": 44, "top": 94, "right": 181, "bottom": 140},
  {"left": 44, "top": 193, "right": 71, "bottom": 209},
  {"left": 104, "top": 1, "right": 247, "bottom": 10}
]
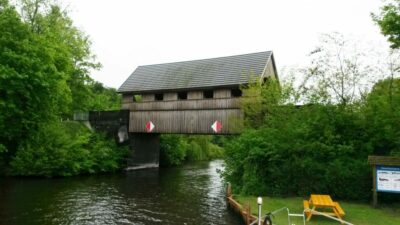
[{"left": 127, "top": 133, "right": 160, "bottom": 170}]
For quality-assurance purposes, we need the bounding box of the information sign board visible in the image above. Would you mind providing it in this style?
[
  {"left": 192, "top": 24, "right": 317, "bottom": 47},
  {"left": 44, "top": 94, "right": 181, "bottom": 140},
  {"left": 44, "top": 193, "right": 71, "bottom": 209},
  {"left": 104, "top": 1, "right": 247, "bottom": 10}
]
[{"left": 376, "top": 166, "right": 400, "bottom": 193}]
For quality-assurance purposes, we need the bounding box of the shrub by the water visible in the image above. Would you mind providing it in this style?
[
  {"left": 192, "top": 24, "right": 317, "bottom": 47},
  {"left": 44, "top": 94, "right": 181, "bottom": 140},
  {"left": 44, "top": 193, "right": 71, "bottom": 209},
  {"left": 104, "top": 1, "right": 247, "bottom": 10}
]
[
  {"left": 224, "top": 105, "right": 371, "bottom": 200},
  {"left": 223, "top": 78, "right": 400, "bottom": 201},
  {"left": 10, "top": 122, "right": 128, "bottom": 177},
  {"left": 159, "top": 134, "right": 188, "bottom": 166},
  {"left": 160, "top": 135, "right": 224, "bottom": 166}
]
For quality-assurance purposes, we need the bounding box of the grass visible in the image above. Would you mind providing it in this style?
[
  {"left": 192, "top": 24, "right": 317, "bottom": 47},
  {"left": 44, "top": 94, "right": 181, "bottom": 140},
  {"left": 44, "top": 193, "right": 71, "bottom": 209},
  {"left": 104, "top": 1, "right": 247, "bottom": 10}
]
[{"left": 235, "top": 195, "right": 400, "bottom": 225}]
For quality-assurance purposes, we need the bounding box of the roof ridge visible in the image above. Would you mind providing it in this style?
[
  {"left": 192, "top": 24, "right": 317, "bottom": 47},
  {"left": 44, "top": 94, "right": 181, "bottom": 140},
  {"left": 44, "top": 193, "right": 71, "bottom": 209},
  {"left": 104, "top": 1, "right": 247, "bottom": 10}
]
[{"left": 137, "top": 51, "right": 272, "bottom": 67}]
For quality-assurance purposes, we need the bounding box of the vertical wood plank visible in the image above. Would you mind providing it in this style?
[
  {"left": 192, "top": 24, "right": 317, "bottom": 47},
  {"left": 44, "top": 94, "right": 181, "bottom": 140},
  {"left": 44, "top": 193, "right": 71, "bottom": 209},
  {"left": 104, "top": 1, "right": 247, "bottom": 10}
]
[
  {"left": 372, "top": 165, "right": 378, "bottom": 208},
  {"left": 164, "top": 92, "right": 177, "bottom": 101},
  {"left": 214, "top": 89, "right": 231, "bottom": 98},
  {"left": 142, "top": 94, "right": 155, "bottom": 102},
  {"left": 188, "top": 91, "right": 203, "bottom": 99}
]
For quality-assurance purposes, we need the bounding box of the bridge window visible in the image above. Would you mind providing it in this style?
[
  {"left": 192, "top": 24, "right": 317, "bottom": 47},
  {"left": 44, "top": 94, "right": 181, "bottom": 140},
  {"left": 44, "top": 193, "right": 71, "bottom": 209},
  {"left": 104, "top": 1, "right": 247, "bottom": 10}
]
[
  {"left": 231, "top": 89, "right": 242, "bottom": 97},
  {"left": 155, "top": 93, "right": 164, "bottom": 101},
  {"left": 263, "top": 77, "right": 268, "bottom": 84},
  {"left": 178, "top": 91, "right": 187, "bottom": 100},
  {"left": 203, "top": 90, "right": 213, "bottom": 99}
]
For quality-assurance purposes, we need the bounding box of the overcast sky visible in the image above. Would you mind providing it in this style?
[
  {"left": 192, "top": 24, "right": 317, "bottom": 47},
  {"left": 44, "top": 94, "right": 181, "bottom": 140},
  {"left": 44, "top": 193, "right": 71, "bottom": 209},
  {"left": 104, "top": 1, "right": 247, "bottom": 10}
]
[{"left": 62, "top": 0, "right": 389, "bottom": 89}]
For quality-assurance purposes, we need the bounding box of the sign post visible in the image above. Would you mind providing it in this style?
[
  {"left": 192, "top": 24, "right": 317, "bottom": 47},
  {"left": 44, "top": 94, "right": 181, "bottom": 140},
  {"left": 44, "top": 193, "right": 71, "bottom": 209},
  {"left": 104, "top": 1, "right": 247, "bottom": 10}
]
[{"left": 368, "top": 156, "right": 400, "bottom": 207}]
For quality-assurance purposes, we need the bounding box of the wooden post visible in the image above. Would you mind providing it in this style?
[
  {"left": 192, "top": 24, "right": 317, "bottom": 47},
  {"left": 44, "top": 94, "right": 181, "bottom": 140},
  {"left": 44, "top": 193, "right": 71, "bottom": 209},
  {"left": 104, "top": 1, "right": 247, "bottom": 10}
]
[
  {"left": 372, "top": 165, "right": 378, "bottom": 208},
  {"left": 227, "top": 183, "right": 232, "bottom": 198},
  {"left": 246, "top": 204, "right": 251, "bottom": 225}
]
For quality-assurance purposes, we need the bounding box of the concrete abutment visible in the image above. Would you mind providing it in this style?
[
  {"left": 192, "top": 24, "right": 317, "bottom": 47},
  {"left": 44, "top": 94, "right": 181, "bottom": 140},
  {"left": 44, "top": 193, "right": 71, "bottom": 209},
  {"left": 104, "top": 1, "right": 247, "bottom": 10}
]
[{"left": 126, "top": 133, "right": 160, "bottom": 170}]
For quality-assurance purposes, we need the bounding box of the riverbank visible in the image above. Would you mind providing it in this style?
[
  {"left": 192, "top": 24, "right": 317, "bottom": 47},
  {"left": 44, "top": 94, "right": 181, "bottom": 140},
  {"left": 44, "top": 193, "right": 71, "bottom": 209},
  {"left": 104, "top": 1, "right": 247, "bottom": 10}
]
[{"left": 234, "top": 195, "right": 400, "bottom": 225}]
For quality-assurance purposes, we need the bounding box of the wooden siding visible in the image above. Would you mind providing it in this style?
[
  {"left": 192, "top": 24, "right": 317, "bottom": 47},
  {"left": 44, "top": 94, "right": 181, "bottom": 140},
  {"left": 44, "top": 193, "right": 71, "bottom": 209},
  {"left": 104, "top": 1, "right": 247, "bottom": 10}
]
[
  {"left": 188, "top": 91, "right": 203, "bottom": 99},
  {"left": 122, "top": 90, "right": 244, "bottom": 134},
  {"left": 122, "top": 94, "right": 133, "bottom": 104},
  {"left": 263, "top": 58, "right": 276, "bottom": 78},
  {"left": 123, "top": 98, "right": 240, "bottom": 111},
  {"left": 214, "top": 89, "right": 231, "bottom": 98},
  {"left": 129, "top": 109, "right": 241, "bottom": 134},
  {"left": 368, "top": 156, "right": 400, "bottom": 166},
  {"left": 164, "top": 92, "right": 178, "bottom": 101},
  {"left": 122, "top": 94, "right": 132, "bottom": 109},
  {"left": 142, "top": 94, "right": 154, "bottom": 102},
  {"left": 122, "top": 103, "right": 129, "bottom": 110}
]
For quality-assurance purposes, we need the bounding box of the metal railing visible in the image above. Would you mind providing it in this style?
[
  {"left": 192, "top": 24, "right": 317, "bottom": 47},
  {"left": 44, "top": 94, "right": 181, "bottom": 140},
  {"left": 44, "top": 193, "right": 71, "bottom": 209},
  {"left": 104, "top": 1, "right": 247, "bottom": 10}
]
[{"left": 250, "top": 207, "right": 305, "bottom": 225}]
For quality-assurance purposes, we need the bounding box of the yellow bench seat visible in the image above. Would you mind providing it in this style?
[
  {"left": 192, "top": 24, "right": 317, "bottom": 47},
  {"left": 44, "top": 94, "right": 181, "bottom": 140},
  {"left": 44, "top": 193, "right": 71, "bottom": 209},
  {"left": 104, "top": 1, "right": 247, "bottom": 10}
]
[
  {"left": 303, "top": 200, "right": 311, "bottom": 217},
  {"left": 333, "top": 202, "right": 345, "bottom": 217}
]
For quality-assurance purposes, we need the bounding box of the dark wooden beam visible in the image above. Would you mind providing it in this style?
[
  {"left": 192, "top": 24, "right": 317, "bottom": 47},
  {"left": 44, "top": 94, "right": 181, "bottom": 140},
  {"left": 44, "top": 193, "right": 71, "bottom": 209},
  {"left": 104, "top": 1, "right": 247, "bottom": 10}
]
[{"left": 368, "top": 156, "right": 400, "bottom": 166}]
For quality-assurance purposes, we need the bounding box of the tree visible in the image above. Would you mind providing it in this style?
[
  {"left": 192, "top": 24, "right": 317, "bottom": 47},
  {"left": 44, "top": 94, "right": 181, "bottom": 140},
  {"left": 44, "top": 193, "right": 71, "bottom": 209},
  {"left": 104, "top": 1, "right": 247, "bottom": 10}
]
[
  {"left": 28, "top": 1, "right": 101, "bottom": 116},
  {"left": 299, "top": 33, "right": 374, "bottom": 105},
  {"left": 0, "top": 1, "right": 71, "bottom": 154},
  {"left": 364, "top": 78, "right": 400, "bottom": 156},
  {"left": 373, "top": 0, "right": 400, "bottom": 49},
  {"left": 16, "top": 0, "right": 103, "bottom": 116},
  {"left": 0, "top": 0, "right": 120, "bottom": 175},
  {"left": 87, "top": 81, "right": 121, "bottom": 111}
]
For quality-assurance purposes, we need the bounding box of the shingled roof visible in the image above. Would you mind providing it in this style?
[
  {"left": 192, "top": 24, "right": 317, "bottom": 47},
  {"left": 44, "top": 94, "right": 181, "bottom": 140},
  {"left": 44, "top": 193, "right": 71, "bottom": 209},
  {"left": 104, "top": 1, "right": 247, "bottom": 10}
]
[{"left": 118, "top": 51, "right": 276, "bottom": 93}]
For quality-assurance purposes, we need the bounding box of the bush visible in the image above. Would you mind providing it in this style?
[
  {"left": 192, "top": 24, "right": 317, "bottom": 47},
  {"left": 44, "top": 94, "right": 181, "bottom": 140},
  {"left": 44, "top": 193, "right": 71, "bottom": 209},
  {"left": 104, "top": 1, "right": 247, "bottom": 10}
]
[
  {"left": 160, "top": 135, "right": 224, "bottom": 166},
  {"left": 222, "top": 79, "right": 394, "bottom": 201},
  {"left": 186, "top": 141, "right": 204, "bottom": 162},
  {"left": 224, "top": 104, "right": 372, "bottom": 200},
  {"left": 364, "top": 78, "right": 400, "bottom": 156},
  {"left": 159, "top": 134, "right": 188, "bottom": 166},
  {"left": 10, "top": 121, "right": 127, "bottom": 177}
]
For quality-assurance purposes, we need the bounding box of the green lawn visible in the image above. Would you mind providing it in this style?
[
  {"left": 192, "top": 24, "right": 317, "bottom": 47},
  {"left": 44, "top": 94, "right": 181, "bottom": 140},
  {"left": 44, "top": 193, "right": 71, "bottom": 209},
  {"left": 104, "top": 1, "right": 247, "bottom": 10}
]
[{"left": 235, "top": 196, "right": 400, "bottom": 225}]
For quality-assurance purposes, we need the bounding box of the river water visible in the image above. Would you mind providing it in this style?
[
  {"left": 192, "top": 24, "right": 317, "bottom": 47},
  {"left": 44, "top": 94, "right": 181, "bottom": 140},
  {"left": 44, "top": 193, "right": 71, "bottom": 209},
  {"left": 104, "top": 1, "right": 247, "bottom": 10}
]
[{"left": 0, "top": 160, "right": 242, "bottom": 225}]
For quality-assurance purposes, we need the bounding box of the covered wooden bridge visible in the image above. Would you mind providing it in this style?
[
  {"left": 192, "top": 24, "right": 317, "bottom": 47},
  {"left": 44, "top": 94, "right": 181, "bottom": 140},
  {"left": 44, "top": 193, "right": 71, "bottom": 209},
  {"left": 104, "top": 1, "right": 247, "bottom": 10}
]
[{"left": 118, "top": 51, "right": 278, "bottom": 168}]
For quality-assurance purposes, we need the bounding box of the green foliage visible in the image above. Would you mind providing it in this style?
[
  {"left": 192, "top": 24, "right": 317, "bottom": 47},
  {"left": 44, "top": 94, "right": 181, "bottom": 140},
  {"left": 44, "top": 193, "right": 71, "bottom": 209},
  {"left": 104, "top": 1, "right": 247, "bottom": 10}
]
[
  {"left": 160, "top": 134, "right": 188, "bottom": 166},
  {"left": 240, "top": 79, "right": 283, "bottom": 128},
  {"left": 160, "top": 135, "right": 224, "bottom": 167},
  {"left": 224, "top": 76, "right": 400, "bottom": 201},
  {"left": 373, "top": 0, "right": 400, "bottom": 49},
  {"left": 86, "top": 81, "right": 121, "bottom": 111},
  {"left": 186, "top": 136, "right": 224, "bottom": 161},
  {"left": 0, "top": 0, "right": 122, "bottom": 175},
  {"left": 0, "top": 1, "right": 72, "bottom": 153},
  {"left": 10, "top": 122, "right": 128, "bottom": 177},
  {"left": 364, "top": 78, "right": 400, "bottom": 156},
  {"left": 0, "top": 144, "right": 6, "bottom": 153},
  {"left": 133, "top": 95, "right": 142, "bottom": 103}
]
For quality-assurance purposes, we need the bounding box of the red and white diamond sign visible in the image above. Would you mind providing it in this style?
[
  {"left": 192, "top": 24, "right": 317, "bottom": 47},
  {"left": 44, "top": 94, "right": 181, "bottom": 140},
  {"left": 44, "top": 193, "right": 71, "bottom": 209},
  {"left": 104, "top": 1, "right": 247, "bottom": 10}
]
[
  {"left": 146, "top": 121, "right": 155, "bottom": 132},
  {"left": 211, "top": 121, "right": 222, "bottom": 133}
]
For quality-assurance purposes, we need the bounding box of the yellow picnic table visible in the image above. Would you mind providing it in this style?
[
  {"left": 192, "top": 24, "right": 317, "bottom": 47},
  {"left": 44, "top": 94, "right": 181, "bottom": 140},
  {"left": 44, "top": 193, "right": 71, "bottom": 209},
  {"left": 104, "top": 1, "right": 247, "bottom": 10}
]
[{"left": 303, "top": 194, "right": 345, "bottom": 222}]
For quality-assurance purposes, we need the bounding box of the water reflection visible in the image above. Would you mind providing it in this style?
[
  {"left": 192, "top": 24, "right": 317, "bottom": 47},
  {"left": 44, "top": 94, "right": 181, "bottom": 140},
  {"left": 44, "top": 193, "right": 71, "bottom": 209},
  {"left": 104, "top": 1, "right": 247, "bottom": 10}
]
[{"left": 0, "top": 160, "right": 241, "bottom": 225}]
